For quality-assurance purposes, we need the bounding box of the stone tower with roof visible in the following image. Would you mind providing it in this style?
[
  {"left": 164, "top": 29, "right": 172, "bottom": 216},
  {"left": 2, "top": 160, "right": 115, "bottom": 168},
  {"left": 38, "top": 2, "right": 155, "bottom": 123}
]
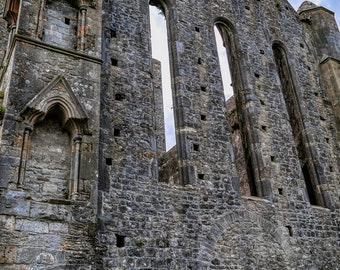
[{"left": 0, "top": 0, "right": 339, "bottom": 269}]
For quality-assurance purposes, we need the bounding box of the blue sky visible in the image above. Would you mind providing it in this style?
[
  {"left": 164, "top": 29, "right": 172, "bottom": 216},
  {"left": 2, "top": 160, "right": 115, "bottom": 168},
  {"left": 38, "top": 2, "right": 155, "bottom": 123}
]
[{"left": 150, "top": 0, "right": 340, "bottom": 150}]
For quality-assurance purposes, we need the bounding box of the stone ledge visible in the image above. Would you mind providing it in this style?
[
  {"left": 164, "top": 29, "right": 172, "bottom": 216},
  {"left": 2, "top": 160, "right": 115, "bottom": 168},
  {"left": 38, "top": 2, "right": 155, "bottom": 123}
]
[
  {"left": 310, "top": 205, "right": 331, "bottom": 211},
  {"left": 241, "top": 195, "right": 272, "bottom": 203},
  {"left": 14, "top": 34, "right": 103, "bottom": 65}
]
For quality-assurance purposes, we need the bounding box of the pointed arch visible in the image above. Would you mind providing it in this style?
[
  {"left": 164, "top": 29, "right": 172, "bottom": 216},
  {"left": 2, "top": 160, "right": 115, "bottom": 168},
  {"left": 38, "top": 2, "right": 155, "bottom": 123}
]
[
  {"left": 215, "top": 18, "right": 264, "bottom": 197},
  {"left": 20, "top": 75, "right": 88, "bottom": 136},
  {"left": 18, "top": 76, "right": 88, "bottom": 200},
  {"left": 272, "top": 41, "right": 324, "bottom": 206}
]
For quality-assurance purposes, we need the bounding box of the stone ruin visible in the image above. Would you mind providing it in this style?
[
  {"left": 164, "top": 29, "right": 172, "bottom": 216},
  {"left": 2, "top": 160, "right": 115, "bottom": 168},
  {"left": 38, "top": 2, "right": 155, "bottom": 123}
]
[{"left": 0, "top": 0, "right": 339, "bottom": 269}]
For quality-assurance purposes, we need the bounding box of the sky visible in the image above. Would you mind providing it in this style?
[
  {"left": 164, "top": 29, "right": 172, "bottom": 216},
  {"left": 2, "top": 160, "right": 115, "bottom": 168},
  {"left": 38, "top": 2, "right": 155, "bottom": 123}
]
[{"left": 150, "top": 0, "right": 340, "bottom": 150}]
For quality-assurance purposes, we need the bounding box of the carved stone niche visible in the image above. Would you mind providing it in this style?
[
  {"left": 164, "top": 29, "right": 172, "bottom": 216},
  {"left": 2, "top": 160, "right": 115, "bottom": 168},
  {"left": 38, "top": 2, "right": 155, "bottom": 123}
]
[{"left": 18, "top": 75, "right": 88, "bottom": 201}]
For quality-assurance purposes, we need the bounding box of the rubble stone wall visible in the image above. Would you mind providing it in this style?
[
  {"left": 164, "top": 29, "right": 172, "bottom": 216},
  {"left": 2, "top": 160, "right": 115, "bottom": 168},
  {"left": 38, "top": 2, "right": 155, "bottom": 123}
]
[{"left": 0, "top": 0, "right": 339, "bottom": 269}]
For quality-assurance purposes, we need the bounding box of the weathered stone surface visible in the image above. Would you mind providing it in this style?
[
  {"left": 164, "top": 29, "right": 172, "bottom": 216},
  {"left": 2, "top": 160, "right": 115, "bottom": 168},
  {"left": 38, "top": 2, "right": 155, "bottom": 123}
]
[
  {"left": 0, "top": 0, "right": 339, "bottom": 269},
  {"left": 0, "top": 0, "right": 7, "bottom": 63}
]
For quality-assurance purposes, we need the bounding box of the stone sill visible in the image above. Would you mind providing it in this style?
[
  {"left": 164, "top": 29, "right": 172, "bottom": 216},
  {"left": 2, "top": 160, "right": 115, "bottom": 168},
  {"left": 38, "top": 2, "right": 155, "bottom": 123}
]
[
  {"left": 241, "top": 195, "right": 271, "bottom": 204},
  {"left": 310, "top": 205, "right": 330, "bottom": 211}
]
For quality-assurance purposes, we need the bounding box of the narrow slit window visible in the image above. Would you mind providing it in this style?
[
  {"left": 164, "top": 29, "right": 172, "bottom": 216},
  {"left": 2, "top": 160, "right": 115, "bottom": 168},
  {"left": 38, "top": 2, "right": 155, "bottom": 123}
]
[
  {"left": 116, "top": 234, "right": 126, "bottom": 248},
  {"left": 149, "top": 4, "right": 175, "bottom": 151}
]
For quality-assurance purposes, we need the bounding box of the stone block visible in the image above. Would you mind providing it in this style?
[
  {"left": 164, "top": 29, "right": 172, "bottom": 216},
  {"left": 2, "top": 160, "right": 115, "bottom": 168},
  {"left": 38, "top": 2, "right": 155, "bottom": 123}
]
[
  {"left": 15, "top": 219, "right": 49, "bottom": 233},
  {"left": 49, "top": 222, "right": 69, "bottom": 234},
  {"left": 0, "top": 246, "right": 17, "bottom": 264}
]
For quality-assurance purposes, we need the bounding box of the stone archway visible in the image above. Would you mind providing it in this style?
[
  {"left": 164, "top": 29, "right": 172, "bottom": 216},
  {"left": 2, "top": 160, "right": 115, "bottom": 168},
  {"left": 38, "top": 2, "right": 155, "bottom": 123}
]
[{"left": 199, "top": 210, "right": 289, "bottom": 270}]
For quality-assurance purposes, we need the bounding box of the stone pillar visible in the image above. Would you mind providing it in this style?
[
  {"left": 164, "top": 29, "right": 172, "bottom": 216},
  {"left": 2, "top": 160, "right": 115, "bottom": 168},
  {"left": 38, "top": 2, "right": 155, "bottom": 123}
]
[
  {"left": 35, "top": 0, "right": 45, "bottom": 39},
  {"left": 70, "top": 134, "right": 82, "bottom": 200},
  {"left": 17, "top": 125, "right": 32, "bottom": 188},
  {"left": 77, "top": 6, "right": 87, "bottom": 51}
]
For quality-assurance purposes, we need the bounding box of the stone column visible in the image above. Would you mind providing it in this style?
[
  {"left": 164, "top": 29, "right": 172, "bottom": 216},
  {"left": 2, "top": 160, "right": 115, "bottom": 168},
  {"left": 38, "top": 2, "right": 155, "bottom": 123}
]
[
  {"left": 77, "top": 6, "right": 87, "bottom": 51},
  {"left": 35, "top": 0, "right": 46, "bottom": 39},
  {"left": 70, "top": 134, "right": 82, "bottom": 200},
  {"left": 17, "top": 125, "right": 33, "bottom": 188}
]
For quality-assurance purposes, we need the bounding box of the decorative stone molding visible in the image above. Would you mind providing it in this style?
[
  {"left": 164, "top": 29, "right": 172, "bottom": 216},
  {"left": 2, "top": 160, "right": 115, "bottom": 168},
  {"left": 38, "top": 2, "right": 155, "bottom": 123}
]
[
  {"left": 20, "top": 75, "right": 88, "bottom": 135},
  {"left": 18, "top": 75, "right": 88, "bottom": 199}
]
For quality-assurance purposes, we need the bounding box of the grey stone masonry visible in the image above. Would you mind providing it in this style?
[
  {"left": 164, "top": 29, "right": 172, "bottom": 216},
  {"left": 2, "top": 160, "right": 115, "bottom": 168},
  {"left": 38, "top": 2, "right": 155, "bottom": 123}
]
[
  {"left": 0, "top": 0, "right": 7, "bottom": 63},
  {"left": 0, "top": 0, "right": 339, "bottom": 269}
]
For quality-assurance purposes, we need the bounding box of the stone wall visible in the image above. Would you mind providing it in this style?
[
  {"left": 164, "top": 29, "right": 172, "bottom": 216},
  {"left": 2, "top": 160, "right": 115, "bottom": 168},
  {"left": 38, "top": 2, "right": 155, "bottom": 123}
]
[
  {"left": 0, "top": 0, "right": 339, "bottom": 269},
  {"left": 0, "top": 0, "right": 7, "bottom": 63},
  {"left": 0, "top": 0, "right": 102, "bottom": 268}
]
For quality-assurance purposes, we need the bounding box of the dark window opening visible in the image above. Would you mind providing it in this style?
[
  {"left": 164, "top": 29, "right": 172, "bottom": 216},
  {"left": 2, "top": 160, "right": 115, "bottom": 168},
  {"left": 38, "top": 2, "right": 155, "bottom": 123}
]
[
  {"left": 115, "top": 93, "right": 126, "bottom": 101},
  {"left": 111, "top": 58, "right": 118, "bottom": 66},
  {"left": 254, "top": 73, "right": 260, "bottom": 78},
  {"left": 278, "top": 188, "right": 283, "bottom": 195},
  {"left": 195, "top": 27, "right": 200, "bottom": 32},
  {"left": 197, "top": 58, "right": 203, "bottom": 65},
  {"left": 286, "top": 226, "right": 293, "bottom": 237},
  {"left": 247, "top": 158, "right": 257, "bottom": 196},
  {"left": 200, "top": 86, "right": 207, "bottom": 92},
  {"left": 64, "top": 17, "right": 70, "bottom": 25},
  {"left": 193, "top": 144, "right": 200, "bottom": 151},
  {"left": 302, "top": 163, "right": 317, "bottom": 205},
  {"left": 114, "top": 128, "right": 121, "bottom": 137},
  {"left": 110, "top": 29, "right": 117, "bottom": 38},
  {"left": 198, "top": 174, "right": 205, "bottom": 180},
  {"left": 231, "top": 123, "right": 240, "bottom": 131},
  {"left": 201, "top": 114, "right": 207, "bottom": 121},
  {"left": 261, "top": 125, "right": 267, "bottom": 131},
  {"left": 116, "top": 234, "right": 126, "bottom": 248},
  {"left": 260, "top": 49, "right": 265, "bottom": 55},
  {"left": 271, "top": 156, "right": 276, "bottom": 162},
  {"left": 106, "top": 158, "right": 113, "bottom": 166}
]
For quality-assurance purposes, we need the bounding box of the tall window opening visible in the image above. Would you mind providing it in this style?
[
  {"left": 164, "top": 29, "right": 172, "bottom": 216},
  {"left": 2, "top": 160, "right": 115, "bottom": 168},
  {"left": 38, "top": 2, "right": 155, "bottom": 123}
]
[
  {"left": 215, "top": 22, "right": 258, "bottom": 197},
  {"left": 214, "top": 26, "right": 233, "bottom": 100},
  {"left": 273, "top": 43, "right": 320, "bottom": 206},
  {"left": 149, "top": 3, "right": 175, "bottom": 151}
]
